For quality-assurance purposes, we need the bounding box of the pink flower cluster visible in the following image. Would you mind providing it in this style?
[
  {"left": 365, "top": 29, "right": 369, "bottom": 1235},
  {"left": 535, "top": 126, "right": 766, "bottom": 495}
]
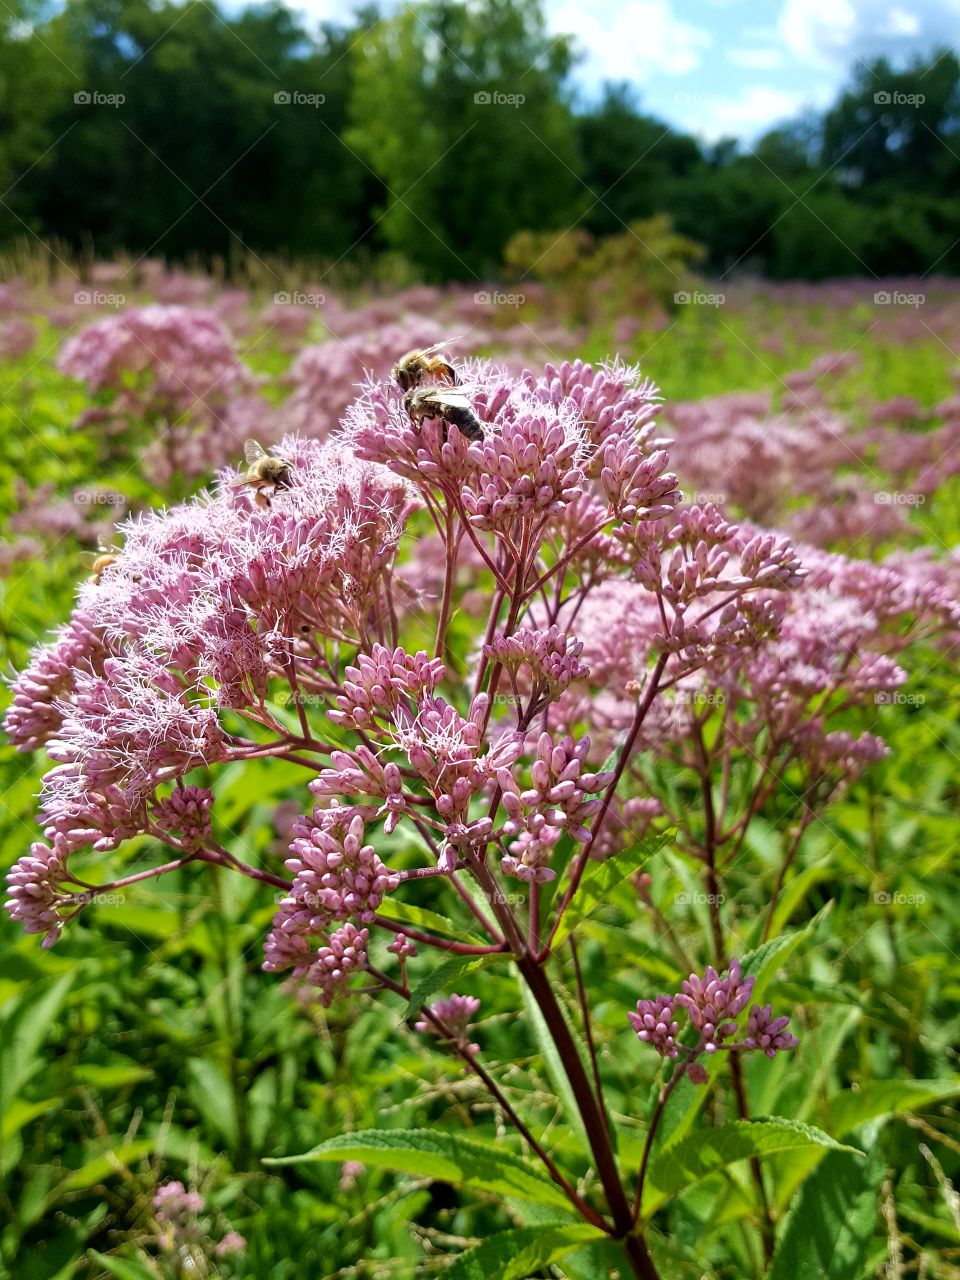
[
  {"left": 462, "top": 394, "right": 586, "bottom": 530},
  {"left": 416, "top": 993, "right": 482, "bottom": 1055},
  {"left": 664, "top": 367, "right": 960, "bottom": 550},
  {"left": 497, "top": 734, "right": 612, "bottom": 882},
  {"left": 4, "top": 343, "right": 946, "bottom": 1033},
  {"left": 329, "top": 644, "right": 446, "bottom": 731},
  {"left": 483, "top": 625, "right": 588, "bottom": 715},
  {"left": 282, "top": 805, "right": 399, "bottom": 927},
  {"left": 151, "top": 1180, "right": 245, "bottom": 1261},
  {"left": 629, "top": 959, "right": 797, "bottom": 1078},
  {"left": 58, "top": 305, "right": 263, "bottom": 481}
]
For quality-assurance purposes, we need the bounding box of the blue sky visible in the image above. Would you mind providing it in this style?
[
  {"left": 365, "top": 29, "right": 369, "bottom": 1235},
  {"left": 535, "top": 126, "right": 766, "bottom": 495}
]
[{"left": 258, "top": 0, "right": 960, "bottom": 140}]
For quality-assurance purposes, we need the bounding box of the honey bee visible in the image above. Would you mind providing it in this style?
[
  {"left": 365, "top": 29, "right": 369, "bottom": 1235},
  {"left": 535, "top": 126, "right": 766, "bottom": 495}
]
[
  {"left": 404, "top": 385, "right": 484, "bottom": 443},
  {"left": 89, "top": 551, "right": 118, "bottom": 585},
  {"left": 231, "top": 440, "right": 292, "bottom": 509},
  {"left": 391, "top": 339, "right": 462, "bottom": 392}
]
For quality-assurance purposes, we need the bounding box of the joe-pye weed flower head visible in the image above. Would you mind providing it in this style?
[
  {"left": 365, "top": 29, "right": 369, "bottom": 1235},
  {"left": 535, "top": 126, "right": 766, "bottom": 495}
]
[{"left": 6, "top": 346, "right": 954, "bottom": 1279}]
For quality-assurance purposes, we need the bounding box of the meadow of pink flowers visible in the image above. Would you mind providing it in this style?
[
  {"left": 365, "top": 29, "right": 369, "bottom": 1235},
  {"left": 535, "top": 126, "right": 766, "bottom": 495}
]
[{"left": 3, "top": 266, "right": 960, "bottom": 1277}]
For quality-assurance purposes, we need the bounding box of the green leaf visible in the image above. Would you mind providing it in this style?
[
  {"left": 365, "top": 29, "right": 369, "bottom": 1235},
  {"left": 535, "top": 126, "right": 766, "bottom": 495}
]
[
  {"left": 554, "top": 831, "right": 670, "bottom": 946},
  {"left": 72, "top": 1063, "right": 153, "bottom": 1089},
  {"left": 768, "top": 1129, "right": 885, "bottom": 1280},
  {"left": 54, "top": 1140, "right": 155, "bottom": 1196},
  {"left": 186, "top": 1058, "right": 238, "bottom": 1150},
  {"left": 86, "top": 1252, "right": 156, "bottom": 1280},
  {"left": 0, "top": 974, "right": 74, "bottom": 1110},
  {"left": 265, "top": 1127, "right": 573, "bottom": 1211},
  {"left": 405, "top": 952, "right": 508, "bottom": 1017},
  {"left": 826, "top": 1078, "right": 960, "bottom": 1138},
  {"left": 441, "top": 1223, "right": 606, "bottom": 1279},
  {"left": 765, "top": 863, "right": 835, "bottom": 938},
  {"left": 740, "top": 902, "right": 831, "bottom": 1002},
  {"left": 378, "top": 898, "right": 484, "bottom": 943},
  {"left": 1, "top": 1098, "right": 60, "bottom": 1144},
  {"left": 642, "top": 1117, "right": 860, "bottom": 1216}
]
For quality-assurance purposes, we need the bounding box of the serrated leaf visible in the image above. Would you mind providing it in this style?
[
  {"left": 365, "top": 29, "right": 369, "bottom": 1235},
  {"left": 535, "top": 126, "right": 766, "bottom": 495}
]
[
  {"left": 641, "top": 1117, "right": 861, "bottom": 1216},
  {"left": 768, "top": 1129, "right": 885, "bottom": 1280},
  {"left": 405, "top": 951, "right": 508, "bottom": 1017},
  {"left": 265, "top": 1127, "right": 573, "bottom": 1211},
  {"left": 554, "top": 831, "right": 670, "bottom": 946},
  {"left": 442, "top": 1222, "right": 606, "bottom": 1279}
]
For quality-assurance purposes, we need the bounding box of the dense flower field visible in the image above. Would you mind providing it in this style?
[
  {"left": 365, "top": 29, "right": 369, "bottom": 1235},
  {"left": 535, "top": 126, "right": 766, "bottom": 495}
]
[{"left": 1, "top": 269, "right": 959, "bottom": 1280}]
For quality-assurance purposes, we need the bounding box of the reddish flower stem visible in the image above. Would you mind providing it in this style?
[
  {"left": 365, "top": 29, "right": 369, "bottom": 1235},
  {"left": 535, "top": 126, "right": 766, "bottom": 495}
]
[
  {"left": 569, "top": 936, "right": 610, "bottom": 1145},
  {"left": 523, "top": 523, "right": 607, "bottom": 600},
  {"left": 632, "top": 1059, "right": 688, "bottom": 1220},
  {"left": 434, "top": 501, "right": 458, "bottom": 660},
  {"left": 544, "top": 650, "right": 669, "bottom": 955},
  {"left": 371, "top": 917, "right": 507, "bottom": 955},
  {"left": 517, "top": 953, "right": 661, "bottom": 1279},
  {"left": 369, "top": 964, "right": 609, "bottom": 1233}
]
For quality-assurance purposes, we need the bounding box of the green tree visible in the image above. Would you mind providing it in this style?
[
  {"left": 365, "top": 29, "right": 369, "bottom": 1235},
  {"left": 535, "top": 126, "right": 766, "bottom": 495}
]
[
  {"left": 576, "top": 83, "right": 700, "bottom": 237},
  {"left": 0, "top": 0, "right": 78, "bottom": 239},
  {"left": 18, "top": 0, "right": 381, "bottom": 261},
  {"left": 821, "top": 50, "right": 960, "bottom": 191},
  {"left": 347, "top": 0, "right": 583, "bottom": 278}
]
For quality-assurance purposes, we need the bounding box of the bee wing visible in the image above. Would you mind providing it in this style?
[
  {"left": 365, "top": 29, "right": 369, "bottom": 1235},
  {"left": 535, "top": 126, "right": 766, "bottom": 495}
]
[
  {"left": 422, "top": 388, "right": 475, "bottom": 409},
  {"left": 244, "top": 439, "right": 267, "bottom": 465},
  {"left": 418, "top": 337, "right": 464, "bottom": 358}
]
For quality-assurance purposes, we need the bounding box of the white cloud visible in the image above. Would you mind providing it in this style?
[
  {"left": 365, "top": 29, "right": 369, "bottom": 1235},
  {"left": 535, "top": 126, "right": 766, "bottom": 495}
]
[
  {"left": 727, "top": 47, "right": 786, "bottom": 69},
  {"left": 706, "top": 86, "right": 808, "bottom": 136},
  {"left": 285, "top": 0, "right": 360, "bottom": 19},
  {"left": 887, "top": 6, "right": 923, "bottom": 35},
  {"left": 551, "top": 0, "right": 712, "bottom": 81},
  {"left": 671, "top": 84, "right": 830, "bottom": 141},
  {"left": 781, "top": 0, "right": 960, "bottom": 66}
]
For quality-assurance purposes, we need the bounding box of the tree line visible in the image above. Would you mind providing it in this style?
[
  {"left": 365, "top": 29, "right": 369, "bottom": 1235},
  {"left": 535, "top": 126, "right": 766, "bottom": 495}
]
[{"left": 1, "top": 0, "right": 958, "bottom": 281}]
